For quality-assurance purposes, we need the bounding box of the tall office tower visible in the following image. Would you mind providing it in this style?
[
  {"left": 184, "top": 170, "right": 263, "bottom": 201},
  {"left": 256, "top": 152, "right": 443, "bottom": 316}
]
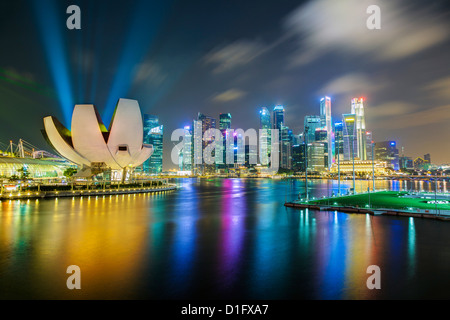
[
  {"left": 218, "top": 113, "right": 232, "bottom": 168},
  {"left": 320, "top": 96, "right": 333, "bottom": 168},
  {"left": 308, "top": 142, "right": 325, "bottom": 172},
  {"left": 259, "top": 107, "right": 272, "bottom": 166},
  {"left": 180, "top": 125, "right": 192, "bottom": 171},
  {"left": 192, "top": 119, "right": 203, "bottom": 175},
  {"left": 334, "top": 122, "right": 344, "bottom": 162},
  {"left": 198, "top": 113, "right": 216, "bottom": 174},
  {"left": 351, "top": 98, "right": 367, "bottom": 160},
  {"left": 272, "top": 105, "right": 285, "bottom": 130},
  {"left": 280, "top": 124, "right": 292, "bottom": 169},
  {"left": 375, "top": 141, "right": 399, "bottom": 170},
  {"left": 365, "top": 131, "right": 373, "bottom": 160},
  {"left": 304, "top": 115, "right": 322, "bottom": 144},
  {"left": 143, "top": 115, "right": 163, "bottom": 175},
  {"left": 424, "top": 153, "right": 431, "bottom": 164},
  {"left": 272, "top": 105, "right": 285, "bottom": 170},
  {"left": 400, "top": 156, "right": 414, "bottom": 171},
  {"left": 342, "top": 114, "right": 357, "bottom": 161},
  {"left": 219, "top": 113, "right": 232, "bottom": 133},
  {"left": 315, "top": 127, "right": 328, "bottom": 168},
  {"left": 292, "top": 143, "right": 306, "bottom": 172},
  {"left": 244, "top": 144, "right": 258, "bottom": 168}
]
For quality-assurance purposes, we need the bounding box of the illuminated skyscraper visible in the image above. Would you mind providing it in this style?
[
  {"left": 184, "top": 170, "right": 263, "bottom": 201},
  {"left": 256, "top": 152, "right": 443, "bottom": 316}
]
[
  {"left": 259, "top": 107, "right": 271, "bottom": 166},
  {"left": 334, "top": 122, "right": 344, "bottom": 162},
  {"left": 197, "top": 113, "right": 216, "bottom": 174},
  {"left": 320, "top": 96, "right": 333, "bottom": 168},
  {"left": 365, "top": 131, "right": 373, "bottom": 160},
  {"left": 351, "top": 98, "right": 367, "bottom": 160},
  {"left": 280, "top": 124, "right": 292, "bottom": 169},
  {"left": 342, "top": 114, "right": 357, "bottom": 161},
  {"left": 143, "top": 115, "right": 163, "bottom": 174},
  {"left": 273, "top": 105, "right": 285, "bottom": 171},
  {"left": 375, "top": 141, "right": 399, "bottom": 170},
  {"left": 272, "top": 105, "right": 285, "bottom": 130},
  {"left": 304, "top": 115, "right": 322, "bottom": 144},
  {"left": 218, "top": 113, "right": 232, "bottom": 169},
  {"left": 192, "top": 119, "right": 203, "bottom": 175},
  {"left": 179, "top": 125, "right": 192, "bottom": 171}
]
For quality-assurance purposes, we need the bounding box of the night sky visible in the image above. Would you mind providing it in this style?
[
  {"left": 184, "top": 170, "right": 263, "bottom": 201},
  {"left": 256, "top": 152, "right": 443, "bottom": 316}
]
[{"left": 0, "top": 0, "right": 449, "bottom": 169}]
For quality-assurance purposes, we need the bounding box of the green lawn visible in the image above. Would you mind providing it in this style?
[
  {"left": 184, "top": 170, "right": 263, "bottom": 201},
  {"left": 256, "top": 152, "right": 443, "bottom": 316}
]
[{"left": 306, "top": 191, "right": 450, "bottom": 210}]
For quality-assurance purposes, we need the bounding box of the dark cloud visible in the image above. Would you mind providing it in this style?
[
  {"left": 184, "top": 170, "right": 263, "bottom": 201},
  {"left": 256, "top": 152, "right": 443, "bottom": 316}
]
[{"left": 0, "top": 0, "right": 449, "bottom": 167}]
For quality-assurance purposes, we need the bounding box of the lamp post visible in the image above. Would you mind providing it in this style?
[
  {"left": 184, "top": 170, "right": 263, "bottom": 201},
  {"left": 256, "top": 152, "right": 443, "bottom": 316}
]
[
  {"left": 304, "top": 126, "right": 309, "bottom": 201},
  {"left": 372, "top": 141, "right": 375, "bottom": 192},
  {"left": 435, "top": 173, "right": 438, "bottom": 216},
  {"left": 351, "top": 133, "right": 355, "bottom": 194},
  {"left": 337, "top": 136, "right": 341, "bottom": 196}
]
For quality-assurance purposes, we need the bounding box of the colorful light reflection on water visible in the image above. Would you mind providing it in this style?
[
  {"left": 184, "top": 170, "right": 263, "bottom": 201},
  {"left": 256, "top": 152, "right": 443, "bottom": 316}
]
[{"left": 1, "top": 178, "right": 450, "bottom": 299}]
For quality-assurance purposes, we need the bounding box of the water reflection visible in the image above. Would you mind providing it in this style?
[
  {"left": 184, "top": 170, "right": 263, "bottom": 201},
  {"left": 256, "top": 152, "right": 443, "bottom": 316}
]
[{"left": 1, "top": 178, "right": 450, "bottom": 299}]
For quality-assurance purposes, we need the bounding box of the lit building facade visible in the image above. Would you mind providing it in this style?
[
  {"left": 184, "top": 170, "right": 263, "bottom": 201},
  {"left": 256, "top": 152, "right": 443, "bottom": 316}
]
[
  {"left": 307, "top": 142, "right": 325, "bottom": 172},
  {"left": 320, "top": 96, "right": 333, "bottom": 169},
  {"left": 197, "top": 113, "right": 216, "bottom": 174},
  {"left": 259, "top": 107, "right": 272, "bottom": 167},
  {"left": 342, "top": 114, "right": 357, "bottom": 161},
  {"left": 334, "top": 122, "right": 344, "bottom": 162},
  {"left": 351, "top": 98, "right": 367, "bottom": 160},
  {"left": 292, "top": 143, "right": 306, "bottom": 172},
  {"left": 330, "top": 160, "right": 389, "bottom": 175},
  {"left": 304, "top": 115, "right": 322, "bottom": 144},
  {"left": 143, "top": 115, "right": 163, "bottom": 175},
  {"left": 218, "top": 113, "right": 232, "bottom": 169},
  {"left": 375, "top": 141, "right": 399, "bottom": 171}
]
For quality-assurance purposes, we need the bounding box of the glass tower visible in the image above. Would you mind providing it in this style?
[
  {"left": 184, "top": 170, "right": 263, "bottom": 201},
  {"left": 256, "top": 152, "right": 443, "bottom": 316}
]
[
  {"left": 342, "top": 114, "right": 357, "bottom": 161},
  {"left": 143, "top": 115, "right": 163, "bottom": 175},
  {"left": 320, "top": 96, "right": 333, "bottom": 169},
  {"left": 351, "top": 98, "right": 367, "bottom": 160},
  {"left": 259, "top": 107, "right": 271, "bottom": 166}
]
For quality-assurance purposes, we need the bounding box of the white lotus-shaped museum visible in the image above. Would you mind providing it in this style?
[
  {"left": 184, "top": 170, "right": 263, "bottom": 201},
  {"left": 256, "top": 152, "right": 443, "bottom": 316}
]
[{"left": 43, "top": 98, "right": 153, "bottom": 176}]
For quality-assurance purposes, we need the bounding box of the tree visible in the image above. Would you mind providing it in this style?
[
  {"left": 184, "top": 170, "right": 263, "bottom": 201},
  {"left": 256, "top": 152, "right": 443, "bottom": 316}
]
[
  {"left": 17, "top": 166, "right": 30, "bottom": 180},
  {"left": 63, "top": 168, "right": 78, "bottom": 179}
]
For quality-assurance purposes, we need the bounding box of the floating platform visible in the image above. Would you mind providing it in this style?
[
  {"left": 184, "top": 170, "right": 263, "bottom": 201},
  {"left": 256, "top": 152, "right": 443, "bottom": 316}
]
[{"left": 285, "top": 191, "right": 450, "bottom": 221}]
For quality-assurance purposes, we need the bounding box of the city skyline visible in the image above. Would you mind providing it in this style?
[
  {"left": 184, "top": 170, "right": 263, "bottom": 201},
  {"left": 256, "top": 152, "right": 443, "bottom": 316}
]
[{"left": 0, "top": 0, "right": 449, "bottom": 168}]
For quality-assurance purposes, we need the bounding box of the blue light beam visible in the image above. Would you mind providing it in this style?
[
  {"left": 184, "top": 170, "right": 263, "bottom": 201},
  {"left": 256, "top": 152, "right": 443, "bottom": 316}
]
[{"left": 31, "top": 0, "right": 74, "bottom": 127}]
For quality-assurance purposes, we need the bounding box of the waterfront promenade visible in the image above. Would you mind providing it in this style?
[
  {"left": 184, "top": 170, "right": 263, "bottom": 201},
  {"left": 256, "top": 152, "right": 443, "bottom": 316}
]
[{"left": 0, "top": 184, "right": 178, "bottom": 200}]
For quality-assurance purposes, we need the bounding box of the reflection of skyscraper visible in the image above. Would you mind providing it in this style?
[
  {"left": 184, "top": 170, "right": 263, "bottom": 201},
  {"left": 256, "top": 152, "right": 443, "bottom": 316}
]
[
  {"left": 342, "top": 114, "right": 357, "bottom": 161},
  {"left": 351, "top": 98, "right": 367, "bottom": 160},
  {"left": 143, "top": 115, "right": 163, "bottom": 174},
  {"left": 320, "top": 97, "right": 333, "bottom": 168}
]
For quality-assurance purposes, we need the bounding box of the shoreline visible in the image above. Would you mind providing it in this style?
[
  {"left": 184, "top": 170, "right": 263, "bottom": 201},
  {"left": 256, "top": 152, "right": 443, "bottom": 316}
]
[{"left": 0, "top": 184, "right": 178, "bottom": 201}]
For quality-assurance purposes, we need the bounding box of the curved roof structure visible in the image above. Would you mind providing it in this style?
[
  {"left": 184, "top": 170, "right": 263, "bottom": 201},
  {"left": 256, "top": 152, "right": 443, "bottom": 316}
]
[
  {"left": 43, "top": 99, "right": 153, "bottom": 171},
  {"left": 0, "top": 157, "right": 68, "bottom": 178}
]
